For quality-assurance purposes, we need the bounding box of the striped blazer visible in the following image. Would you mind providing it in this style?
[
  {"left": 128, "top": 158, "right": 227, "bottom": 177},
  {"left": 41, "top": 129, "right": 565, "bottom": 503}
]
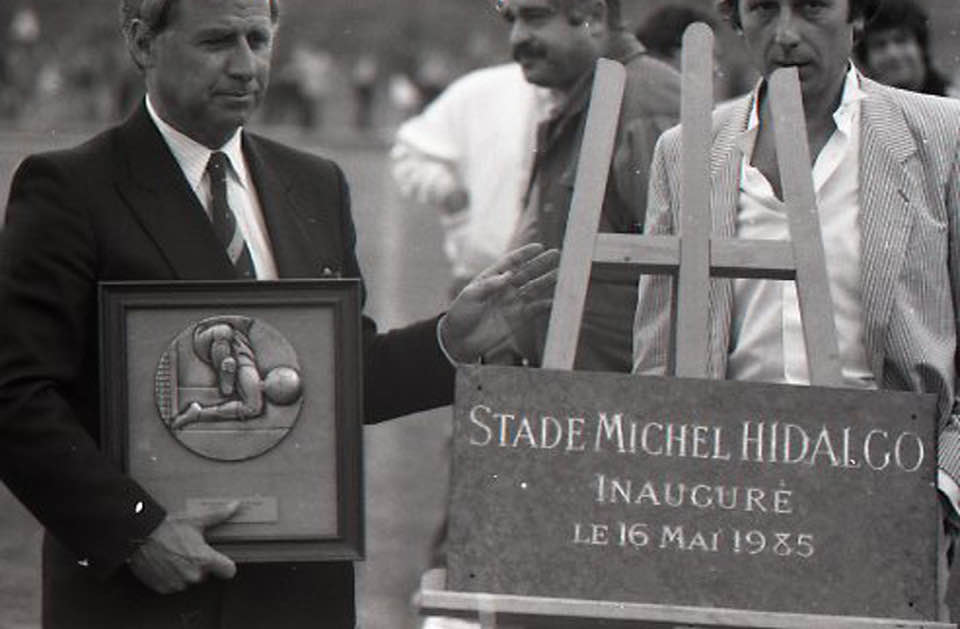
[{"left": 632, "top": 76, "right": 960, "bottom": 482}]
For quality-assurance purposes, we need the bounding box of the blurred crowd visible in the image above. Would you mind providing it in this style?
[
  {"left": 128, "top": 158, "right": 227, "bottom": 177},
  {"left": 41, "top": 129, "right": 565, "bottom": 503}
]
[
  {"left": 0, "top": 6, "right": 502, "bottom": 135},
  {"left": 0, "top": 8, "right": 138, "bottom": 126},
  {"left": 2, "top": 3, "right": 957, "bottom": 136}
]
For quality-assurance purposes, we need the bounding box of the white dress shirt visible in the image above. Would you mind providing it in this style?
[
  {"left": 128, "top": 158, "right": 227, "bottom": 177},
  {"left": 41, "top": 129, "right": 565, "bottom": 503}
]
[
  {"left": 727, "top": 65, "right": 875, "bottom": 390},
  {"left": 145, "top": 95, "right": 279, "bottom": 280}
]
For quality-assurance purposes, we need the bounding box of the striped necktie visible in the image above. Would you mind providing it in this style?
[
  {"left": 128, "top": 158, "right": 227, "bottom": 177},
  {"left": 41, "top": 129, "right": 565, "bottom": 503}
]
[{"left": 207, "top": 151, "right": 255, "bottom": 279}]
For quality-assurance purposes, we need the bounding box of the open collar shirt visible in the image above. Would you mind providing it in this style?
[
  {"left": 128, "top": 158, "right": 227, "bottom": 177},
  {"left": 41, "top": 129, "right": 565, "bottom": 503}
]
[{"left": 726, "top": 64, "right": 875, "bottom": 390}]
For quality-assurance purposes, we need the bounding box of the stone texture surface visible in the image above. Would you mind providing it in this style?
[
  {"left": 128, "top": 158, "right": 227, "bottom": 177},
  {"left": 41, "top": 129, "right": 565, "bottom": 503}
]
[{"left": 448, "top": 365, "right": 940, "bottom": 621}]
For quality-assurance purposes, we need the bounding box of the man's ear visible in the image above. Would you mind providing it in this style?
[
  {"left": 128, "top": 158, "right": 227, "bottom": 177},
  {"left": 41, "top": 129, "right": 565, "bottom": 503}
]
[{"left": 125, "top": 19, "right": 157, "bottom": 71}]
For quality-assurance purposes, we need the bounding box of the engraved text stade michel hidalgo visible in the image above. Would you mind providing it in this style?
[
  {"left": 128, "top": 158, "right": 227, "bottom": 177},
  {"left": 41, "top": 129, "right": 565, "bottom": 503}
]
[{"left": 465, "top": 405, "right": 925, "bottom": 560}]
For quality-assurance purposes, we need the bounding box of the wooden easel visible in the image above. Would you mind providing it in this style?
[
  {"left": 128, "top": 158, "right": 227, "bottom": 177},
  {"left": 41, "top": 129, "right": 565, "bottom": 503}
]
[
  {"left": 420, "top": 24, "right": 952, "bottom": 629},
  {"left": 542, "top": 24, "right": 841, "bottom": 384}
]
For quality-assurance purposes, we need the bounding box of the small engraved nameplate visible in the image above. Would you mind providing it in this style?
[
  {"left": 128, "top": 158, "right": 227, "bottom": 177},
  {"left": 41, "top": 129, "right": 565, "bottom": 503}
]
[{"left": 186, "top": 497, "right": 279, "bottom": 523}]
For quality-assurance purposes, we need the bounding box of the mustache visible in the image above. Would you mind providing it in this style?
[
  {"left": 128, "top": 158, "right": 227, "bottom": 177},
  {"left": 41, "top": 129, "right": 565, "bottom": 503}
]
[{"left": 512, "top": 42, "right": 546, "bottom": 62}]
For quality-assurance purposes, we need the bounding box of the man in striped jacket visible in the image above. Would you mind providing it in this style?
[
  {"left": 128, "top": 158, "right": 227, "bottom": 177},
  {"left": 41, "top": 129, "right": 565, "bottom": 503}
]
[{"left": 634, "top": 0, "right": 960, "bottom": 611}]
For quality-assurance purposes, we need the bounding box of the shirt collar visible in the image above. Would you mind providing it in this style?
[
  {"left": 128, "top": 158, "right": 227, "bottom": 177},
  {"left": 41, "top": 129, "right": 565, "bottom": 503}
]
[
  {"left": 735, "top": 63, "right": 866, "bottom": 160},
  {"left": 145, "top": 94, "right": 249, "bottom": 194}
]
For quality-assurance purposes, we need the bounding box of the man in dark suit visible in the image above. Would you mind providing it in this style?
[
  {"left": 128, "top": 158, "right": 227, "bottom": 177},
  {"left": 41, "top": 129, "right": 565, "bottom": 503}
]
[{"left": 0, "top": 0, "right": 557, "bottom": 627}]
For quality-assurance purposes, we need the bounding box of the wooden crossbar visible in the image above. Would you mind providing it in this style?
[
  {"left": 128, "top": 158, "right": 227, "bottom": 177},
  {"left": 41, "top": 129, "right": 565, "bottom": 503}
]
[{"left": 419, "top": 568, "right": 953, "bottom": 629}]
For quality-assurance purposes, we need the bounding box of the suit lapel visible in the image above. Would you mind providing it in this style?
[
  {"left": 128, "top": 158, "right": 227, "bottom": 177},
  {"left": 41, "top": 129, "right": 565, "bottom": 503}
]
[
  {"left": 706, "top": 97, "right": 753, "bottom": 379},
  {"left": 858, "top": 81, "right": 919, "bottom": 381},
  {"left": 242, "top": 136, "right": 332, "bottom": 278},
  {"left": 114, "top": 103, "right": 235, "bottom": 280}
]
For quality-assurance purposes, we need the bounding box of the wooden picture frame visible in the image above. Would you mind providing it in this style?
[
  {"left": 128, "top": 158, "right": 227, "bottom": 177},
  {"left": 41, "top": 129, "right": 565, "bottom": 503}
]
[{"left": 99, "top": 280, "right": 364, "bottom": 562}]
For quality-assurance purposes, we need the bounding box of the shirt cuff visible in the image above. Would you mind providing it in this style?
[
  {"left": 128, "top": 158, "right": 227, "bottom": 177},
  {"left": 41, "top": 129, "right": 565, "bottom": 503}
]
[{"left": 436, "top": 315, "right": 462, "bottom": 366}]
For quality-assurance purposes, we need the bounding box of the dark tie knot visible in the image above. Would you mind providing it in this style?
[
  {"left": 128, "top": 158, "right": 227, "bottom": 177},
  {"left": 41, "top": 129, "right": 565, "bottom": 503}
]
[{"left": 207, "top": 151, "right": 229, "bottom": 185}]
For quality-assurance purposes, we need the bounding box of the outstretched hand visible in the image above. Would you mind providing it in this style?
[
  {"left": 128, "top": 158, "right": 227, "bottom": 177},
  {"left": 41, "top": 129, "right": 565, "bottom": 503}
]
[
  {"left": 440, "top": 243, "right": 559, "bottom": 364},
  {"left": 128, "top": 501, "right": 240, "bottom": 594}
]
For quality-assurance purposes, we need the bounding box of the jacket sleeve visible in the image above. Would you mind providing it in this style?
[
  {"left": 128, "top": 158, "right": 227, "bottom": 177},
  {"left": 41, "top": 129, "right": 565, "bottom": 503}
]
[
  {"left": 632, "top": 131, "right": 679, "bottom": 376},
  {"left": 0, "top": 155, "right": 166, "bottom": 578},
  {"left": 329, "top": 164, "right": 456, "bottom": 423},
  {"left": 937, "top": 128, "right": 960, "bottom": 508}
]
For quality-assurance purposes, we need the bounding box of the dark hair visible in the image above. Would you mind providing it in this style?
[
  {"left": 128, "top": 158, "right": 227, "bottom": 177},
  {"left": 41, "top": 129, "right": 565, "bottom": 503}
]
[
  {"left": 853, "top": 0, "right": 947, "bottom": 95},
  {"left": 636, "top": 6, "right": 716, "bottom": 59},
  {"left": 120, "top": 0, "right": 280, "bottom": 36},
  {"left": 715, "top": 0, "right": 870, "bottom": 30}
]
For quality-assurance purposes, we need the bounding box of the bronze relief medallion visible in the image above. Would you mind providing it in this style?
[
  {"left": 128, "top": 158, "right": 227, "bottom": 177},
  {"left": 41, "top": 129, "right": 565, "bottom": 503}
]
[{"left": 154, "top": 315, "right": 305, "bottom": 461}]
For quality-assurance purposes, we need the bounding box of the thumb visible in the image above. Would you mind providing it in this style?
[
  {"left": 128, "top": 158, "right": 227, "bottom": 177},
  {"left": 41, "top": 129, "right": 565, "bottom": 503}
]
[
  {"left": 192, "top": 500, "right": 242, "bottom": 530},
  {"left": 204, "top": 548, "right": 237, "bottom": 580}
]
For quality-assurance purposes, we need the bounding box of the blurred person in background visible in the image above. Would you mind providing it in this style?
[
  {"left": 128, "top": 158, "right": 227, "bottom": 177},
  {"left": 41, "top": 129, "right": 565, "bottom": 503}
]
[
  {"left": 264, "top": 42, "right": 334, "bottom": 130},
  {"left": 502, "top": 0, "right": 681, "bottom": 372},
  {"left": 855, "top": 0, "right": 951, "bottom": 96},
  {"left": 412, "top": 48, "right": 458, "bottom": 110},
  {"left": 352, "top": 52, "right": 379, "bottom": 129},
  {"left": 392, "top": 62, "right": 555, "bottom": 298},
  {"left": 1, "top": 6, "right": 43, "bottom": 120},
  {"left": 634, "top": 4, "right": 748, "bottom": 102},
  {"left": 635, "top": 4, "right": 716, "bottom": 71}
]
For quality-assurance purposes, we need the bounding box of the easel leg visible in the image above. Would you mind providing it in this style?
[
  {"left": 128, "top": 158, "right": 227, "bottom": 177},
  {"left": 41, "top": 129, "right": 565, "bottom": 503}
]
[{"left": 478, "top": 609, "right": 497, "bottom": 629}]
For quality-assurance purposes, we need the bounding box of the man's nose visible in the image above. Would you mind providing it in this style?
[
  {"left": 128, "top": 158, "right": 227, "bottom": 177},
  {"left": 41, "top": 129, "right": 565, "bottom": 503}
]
[
  {"left": 509, "top": 20, "right": 532, "bottom": 49},
  {"left": 773, "top": 9, "right": 801, "bottom": 48},
  {"left": 226, "top": 39, "right": 257, "bottom": 79}
]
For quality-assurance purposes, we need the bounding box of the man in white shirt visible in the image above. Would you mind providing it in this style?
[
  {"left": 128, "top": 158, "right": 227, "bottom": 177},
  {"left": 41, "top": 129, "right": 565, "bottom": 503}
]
[
  {"left": 392, "top": 63, "right": 555, "bottom": 297},
  {"left": 634, "top": 0, "right": 960, "bottom": 611}
]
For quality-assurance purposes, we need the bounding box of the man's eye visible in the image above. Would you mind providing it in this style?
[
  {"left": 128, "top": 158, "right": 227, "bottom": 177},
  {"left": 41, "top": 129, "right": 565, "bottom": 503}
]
[
  {"left": 248, "top": 33, "right": 272, "bottom": 50},
  {"left": 201, "top": 36, "right": 231, "bottom": 48},
  {"left": 747, "top": 1, "right": 778, "bottom": 12},
  {"left": 802, "top": 1, "right": 827, "bottom": 12}
]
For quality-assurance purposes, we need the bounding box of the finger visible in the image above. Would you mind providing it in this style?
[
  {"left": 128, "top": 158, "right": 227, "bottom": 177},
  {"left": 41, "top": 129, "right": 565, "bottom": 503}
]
[
  {"left": 203, "top": 548, "right": 237, "bottom": 581},
  {"left": 192, "top": 500, "right": 242, "bottom": 529},
  {"left": 128, "top": 539, "right": 192, "bottom": 594},
  {"left": 474, "top": 243, "right": 546, "bottom": 280},
  {"left": 507, "top": 249, "right": 561, "bottom": 288},
  {"left": 459, "top": 268, "right": 516, "bottom": 302},
  {"left": 515, "top": 268, "right": 558, "bottom": 299},
  {"left": 521, "top": 298, "right": 555, "bottom": 318},
  {"left": 463, "top": 262, "right": 557, "bottom": 307}
]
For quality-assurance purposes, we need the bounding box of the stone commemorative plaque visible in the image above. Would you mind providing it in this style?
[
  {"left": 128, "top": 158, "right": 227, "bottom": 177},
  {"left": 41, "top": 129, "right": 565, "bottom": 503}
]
[
  {"left": 100, "top": 281, "right": 364, "bottom": 562},
  {"left": 447, "top": 365, "right": 940, "bottom": 621}
]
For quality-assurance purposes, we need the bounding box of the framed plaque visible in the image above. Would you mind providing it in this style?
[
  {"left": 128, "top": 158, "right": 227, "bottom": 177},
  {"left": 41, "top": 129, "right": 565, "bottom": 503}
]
[{"left": 99, "top": 280, "right": 363, "bottom": 562}]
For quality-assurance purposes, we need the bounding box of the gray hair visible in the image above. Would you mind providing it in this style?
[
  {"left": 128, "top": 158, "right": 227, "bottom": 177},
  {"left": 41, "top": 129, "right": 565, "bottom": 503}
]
[{"left": 120, "top": 0, "right": 280, "bottom": 37}]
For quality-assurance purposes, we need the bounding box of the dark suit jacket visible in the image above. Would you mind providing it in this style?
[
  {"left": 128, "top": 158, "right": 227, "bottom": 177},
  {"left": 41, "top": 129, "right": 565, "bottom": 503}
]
[{"left": 0, "top": 103, "right": 455, "bottom": 628}]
